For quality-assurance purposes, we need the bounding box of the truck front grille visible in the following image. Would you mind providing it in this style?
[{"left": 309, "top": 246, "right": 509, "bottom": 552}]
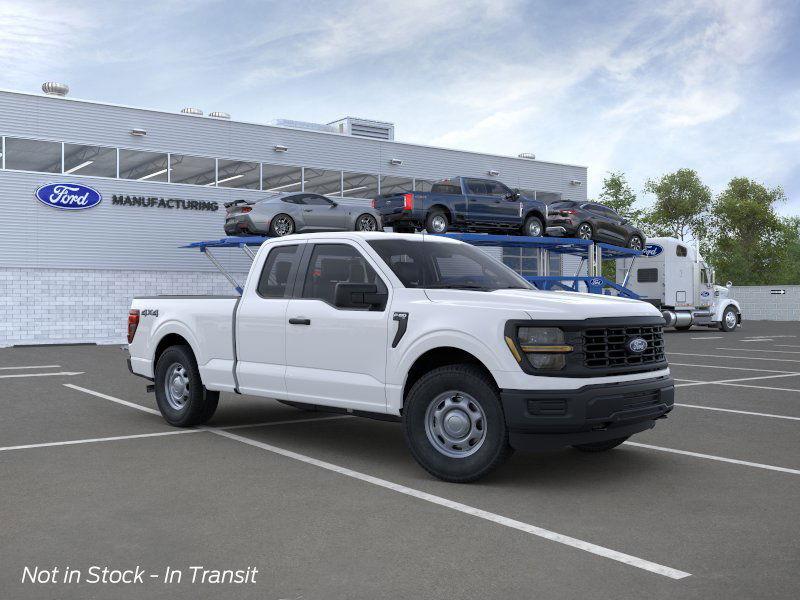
[{"left": 582, "top": 325, "right": 665, "bottom": 370}]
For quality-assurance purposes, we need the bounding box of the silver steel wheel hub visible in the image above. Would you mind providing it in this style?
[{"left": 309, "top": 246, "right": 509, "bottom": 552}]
[
  {"left": 725, "top": 311, "right": 737, "bottom": 327},
  {"left": 358, "top": 215, "right": 376, "bottom": 231},
  {"left": 165, "top": 363, "right": 190, "bottom": 411},
  {"left": 528, "top": 222, "right": 542, "bottom": 236},
  {"left": 424, "top": 391, "right": 486, "bottom": 458},
  {"left": 431, "top": 215, "right": 447, "bottom": 233},
  {"left": 274, "top": 217, "right": 292, "bottom": 236}
]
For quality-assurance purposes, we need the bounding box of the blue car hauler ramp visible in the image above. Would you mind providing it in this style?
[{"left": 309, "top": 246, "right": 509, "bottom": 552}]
[{"left": 184, "top": 233, "right": 642, "bottom": 297}]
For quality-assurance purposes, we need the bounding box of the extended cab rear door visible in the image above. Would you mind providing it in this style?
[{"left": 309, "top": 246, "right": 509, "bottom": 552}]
[
  {"left": 464, "top": 178, "right": 519, "bottom": 226},
  {"left": 235, "top": 240, "right": 305, "bottom": 398}
]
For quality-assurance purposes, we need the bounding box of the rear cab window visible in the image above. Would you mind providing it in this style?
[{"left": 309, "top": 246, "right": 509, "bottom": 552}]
[
  {"left": 430, "top": 179, "right": 462, "bottom": 195},
  {"left": 256, "top": 245, "right": 301, "bottom": 298}
]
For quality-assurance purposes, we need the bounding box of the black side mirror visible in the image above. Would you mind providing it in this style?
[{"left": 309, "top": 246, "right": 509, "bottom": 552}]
[
  {"left": 329, "top": 201, "right": 338, "bottom": 208},
  {"left": 505, "top": 191, "right": 520, "bottom": 201},
  {"left": 334, "top": 283, "right": 387, "bottom": 310}
]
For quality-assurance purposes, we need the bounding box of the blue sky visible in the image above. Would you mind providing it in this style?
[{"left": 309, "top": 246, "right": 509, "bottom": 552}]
[{"left": 2, "top": 0, "right": 799, "bottom": 213}]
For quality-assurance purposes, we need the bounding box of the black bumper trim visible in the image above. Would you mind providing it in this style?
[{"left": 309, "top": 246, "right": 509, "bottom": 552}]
[{"left": 500, "top": 375, "right": 674, "bottom": 450}]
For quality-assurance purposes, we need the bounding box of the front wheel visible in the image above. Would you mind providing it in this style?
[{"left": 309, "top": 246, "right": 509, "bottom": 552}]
[
  {"left": 269, "top": 214, "right": 295, "bottom": 237},
  {"left": 403, "top": 365, "right": 512, "bottom": 482},
  {"left": 572, "top": 436, "right": 629, "bottom": 452},
  {"left": 720, "top": 307, "right": 738, "bottom": 332},
  {"left": 355, "top": 213, "right": 379, "bottom": 231},
  {"left": 154, "top": 345, "right": 219, "bottom": 427},
  {"left": 521, "top": 215, "right": 544, "bottom": 237}
]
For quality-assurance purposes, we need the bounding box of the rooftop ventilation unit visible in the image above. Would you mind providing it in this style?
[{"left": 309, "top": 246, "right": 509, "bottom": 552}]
[
  {"left": 328, "top": 117, "right": 395, "bottom": 141},
  {"left": 269, "top": 119, "right": 337, "bottom": 134},
  {"left": 209, "top": 111, "right": 230, "bottom": 119},
  {"left": 518, "top": 152, "right": 536, "bottom": 160},
  {"left": 180, "top": 107, "right": 203, "bottom": 116},
  {"left": 42, "top": 82, "right": 69, "bottom": 97}
]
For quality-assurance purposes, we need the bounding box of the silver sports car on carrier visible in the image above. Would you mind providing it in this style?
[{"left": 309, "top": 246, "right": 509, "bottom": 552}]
[{"left": 224, "top": 192, "right": 383, "bottom": 237}]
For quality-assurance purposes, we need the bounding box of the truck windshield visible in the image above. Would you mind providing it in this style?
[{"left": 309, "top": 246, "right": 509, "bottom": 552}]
[{"left": 368, "top": 238, "right": 534, "bottom": 291}]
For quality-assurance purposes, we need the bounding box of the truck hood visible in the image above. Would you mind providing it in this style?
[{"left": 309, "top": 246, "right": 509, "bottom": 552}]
[{"left": 424, "top": 288, "right": 663, "bottom": 320}]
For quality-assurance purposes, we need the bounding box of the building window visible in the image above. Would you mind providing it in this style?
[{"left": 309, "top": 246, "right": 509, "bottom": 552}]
[
  {"left": 170, "top": 154, "right": 216, "bottom": 186},
  {"left": 342, "top": 171, "right": 379, "bottom": 199},
  {"left": 63, "top": 144, "right": 117, "bottom": 177},
  {"left": 304, "top": 168, "right": 342, "bottom": 196},
  {"left": 119, "top": 149, "right": 169, "bottom": 182},
  {"left": 217, "top": 159, "right": 260, "bottom": 189},
  {"left": 262, "top": 163, "right": 302, "bottom": 193},
  {"left": 4, "top": 138, "right": 61, "bottom": 173},
  {"left": 379, "top": 175, "right": 413, "bottom": 196}
]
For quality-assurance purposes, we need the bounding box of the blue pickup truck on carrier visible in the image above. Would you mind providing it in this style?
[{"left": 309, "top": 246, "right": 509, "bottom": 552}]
[{"left": 372, "top": 177, "right": 550, "bottom": 236}]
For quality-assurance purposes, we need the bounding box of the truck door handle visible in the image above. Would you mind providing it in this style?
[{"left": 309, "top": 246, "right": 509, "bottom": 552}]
[{"left": 289, "top": 317, "right": 311, "bottom": 325}]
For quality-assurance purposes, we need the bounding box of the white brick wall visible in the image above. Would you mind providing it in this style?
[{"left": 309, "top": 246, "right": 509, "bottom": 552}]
[
  {"left": 729, "top": 286, "right": 800, "bottom": 322},
  {"left": 0, "top": 268, "right": 243, "bottom": 347}
]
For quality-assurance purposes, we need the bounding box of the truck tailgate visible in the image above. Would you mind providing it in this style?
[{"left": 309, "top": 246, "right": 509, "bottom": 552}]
[{"left": 128, "top": 296, "right": 240, "bottom": 392}]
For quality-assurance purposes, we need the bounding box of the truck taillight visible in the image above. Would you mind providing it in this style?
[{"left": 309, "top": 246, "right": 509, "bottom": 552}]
[
  {"left": 127, "top": 309, "right": 140, "bottom": 344},
  {"left": 371, "top": 198, "right": 377, "bottom": 209},
  {"left": 403, "top": 193, "right": 414, "bottom": 211}
]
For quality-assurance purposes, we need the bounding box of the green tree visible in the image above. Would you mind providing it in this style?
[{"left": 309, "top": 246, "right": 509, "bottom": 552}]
[
  {"left": 598, "top": 171, "right": 643, "bottom": 226},
  {"left": 642, "top": 169, "right": 711, "bottom": 241},
  {"left": 706, "top": 177, "right": 796, "bottom": 285}
]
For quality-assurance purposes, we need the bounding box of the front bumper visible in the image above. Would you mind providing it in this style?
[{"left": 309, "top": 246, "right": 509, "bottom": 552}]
[{"left": 500, "top": 375, "right": 674, "bottom": 450}]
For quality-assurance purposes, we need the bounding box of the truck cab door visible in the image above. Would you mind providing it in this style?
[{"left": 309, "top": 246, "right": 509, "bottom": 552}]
[
  {"left": 297, "top": 194, "right": 347, "bottom": 231},
  {"left": 697, "top": 262, "right": 714, "bottom": 307},
  {"left": 284, "top": 241, "right": 390, "bottom": 412},
  {"left": 235, "top": 241, "right": 305, "bottom": 398},
  {"left": 464, "top": 178, "right": 516, "bottom": 227}
]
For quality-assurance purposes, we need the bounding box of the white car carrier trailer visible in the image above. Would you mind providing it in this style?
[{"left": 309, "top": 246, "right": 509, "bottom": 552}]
[{"left": 615, "top": 237, "right": 742, "bottom": 332}]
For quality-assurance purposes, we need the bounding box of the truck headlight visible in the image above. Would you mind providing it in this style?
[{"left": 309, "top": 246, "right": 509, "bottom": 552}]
[{"left": 505, "top": 327, "right": 572, "bottom": 371}]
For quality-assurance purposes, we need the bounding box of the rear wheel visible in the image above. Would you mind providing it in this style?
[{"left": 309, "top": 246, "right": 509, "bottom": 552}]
[
  {"left": 403, "top": 364, "right": 512, "bottom": 482},
  {"left": 720, "top": 306, "right": 738, "bottom": 332},
  {"left": 627, "top": 235, "right": 644, "bottom": 251},
  {"left": 269, "top": 214, "right": 295, "bottom": 237},
  {"left": 572, "top": 436, "right": 629, "bottom": 452},
  {"left": 355, "top": 213, "right": 379, "bottom": 231},
  {"left": 154, "top": 345, "right": 219, "bottom": 427},
  {"left": 521, "top": 215, "right": 544, "bottom": 237},
  {"left": 425, "top": 210, "right": 449, "bottom": 234},
  {"left": 576, "top": 222, "right": 593, "bottom": 240}
]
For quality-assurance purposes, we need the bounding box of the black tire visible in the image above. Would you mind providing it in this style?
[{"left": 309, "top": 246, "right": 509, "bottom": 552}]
[
  {"left": 269, "top": 213, "right": 295, "bottom": 237},
  {"left": 403, "top": 364, "right": 512, "bottom": 483},
  {"left": 521, "top": 215, "right": 544, "bottom": 237},
  {"left": 576, "top": 222, "right": 593, "bottom": 240},
  {"left": 627, "top": 235, "right": 644, "bottom": 251},
  {"left": 719, "top": 306, "right": 738, "bottom": 332},
  {"left": 425, "top": 210, "right": 449, "bottom": 234},
  {"left": 355, "top": 213, "right": 379, "bottom": 231},
  {"left": 675, "top": 324, "right": 693, "bottom": 331},
  {"left": 154, "top": 345, "right": 219, "bottom": 427},
  {"left": 572, "top": 436, "right": 629, "bottom": 452}
]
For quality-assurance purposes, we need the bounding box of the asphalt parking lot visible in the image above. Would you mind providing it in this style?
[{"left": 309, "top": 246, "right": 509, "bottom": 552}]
[{"left": 2, "top": 321, "right": 799, "bottom": 599}]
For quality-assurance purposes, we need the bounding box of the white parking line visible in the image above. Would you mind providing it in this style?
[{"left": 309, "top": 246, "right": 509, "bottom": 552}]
[
  {"left": 625, "top": 442, "right": 800, "bottom": 476},
  {"left": 775, "top": 344, "right": 800, "bottom": 349},
  {"left": 690, "top": 336, "right": 723, "bottom": 340},
  {"left": 0, "top": 430, "right": 200, "bottom": 453},
  {"left": 716, "top": 382, "right": 800, "bottom": 394},
  {"left": 716, "top": 348, "right": 800, "bottom": 354},
  {"left": 668, "top": 352, "right": 800, "bottom": 363},
  {"left": 675, "top": 403, "right": 800, "bottom": 421},
  {"left": 210, "top": 427, "right": 691, "bottom": 579},
  {"left": 64, "top": 383, "right": 161, "bottom": 415},
  {"left": 669, "top": 362, "right": 797, "bottom": 373},
  {"left": 0, "top": 371, "right": 84, "bottom": 379},
  {"left": 0, "top": 364, "right": 61, "bottom": 370},
  {"left": 674, "top": 373, "right": 800, "bottom": 389}
]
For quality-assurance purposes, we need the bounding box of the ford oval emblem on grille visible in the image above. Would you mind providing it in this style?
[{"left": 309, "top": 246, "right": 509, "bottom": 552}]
[{"left": 626, "top": 337, "right": 648, "bottom": 354}]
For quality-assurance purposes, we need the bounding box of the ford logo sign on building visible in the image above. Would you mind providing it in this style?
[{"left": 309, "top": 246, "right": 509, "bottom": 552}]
[
  {"left": 35, "top": 183, "right": 102, "bottom": 210},
  {"left": 626, "top": 337, "right": 648, "bottom": 354},
  {"left": 641, "top": 244, "right": 663, "bottom": 257}
]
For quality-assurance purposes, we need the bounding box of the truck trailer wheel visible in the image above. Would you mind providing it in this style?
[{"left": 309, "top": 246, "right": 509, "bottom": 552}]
[
  {"left": 154, "top": 345, "right": 219, "bottom": 427},
  {"left": 403, "top": 364, "right": 512, "bottom": 483},
  {"left": 572, "top": 436, "right": 629, "bottom": 452},
  {"left": 720, "top": 306, "right": 738, "bottom": 332}
]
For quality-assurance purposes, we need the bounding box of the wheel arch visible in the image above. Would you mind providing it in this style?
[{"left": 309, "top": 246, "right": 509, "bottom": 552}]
[
  {"left": 427, "top": 203, "right": 453, "bottom": 223},
  {"left": 152, "top": 331, "right": 198, "bottom": 371}
]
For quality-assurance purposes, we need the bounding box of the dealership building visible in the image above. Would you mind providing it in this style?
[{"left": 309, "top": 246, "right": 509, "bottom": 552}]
[{"left": 0, "top": 85, "right": 588, "bottom": 347}]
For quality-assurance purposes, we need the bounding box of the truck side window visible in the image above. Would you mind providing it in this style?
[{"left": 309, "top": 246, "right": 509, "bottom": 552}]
[
  {"left": 430, "top": 180, "right": 461, "bottom": 194},
  {"left": 257, "top": 245, "right": 300, "bottom": 298},
  {"left": 637, "top": 268, "right": 658, "bottom": 283},
  {"left": 465, "top": 179, "right": 489, "bottom": 195},
  {"left": 676, "top": 245, "right": 688, "bottom": 257},
  {"left": 302, "top": 244, "right": 387, "bottom": 307},
  {"left": 484, "top": 181, "right": 511, "bottom": 197}
]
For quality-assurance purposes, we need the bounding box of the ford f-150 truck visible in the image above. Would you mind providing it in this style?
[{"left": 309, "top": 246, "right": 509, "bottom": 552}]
[
  {"left": 127, "top": 232, "right": 674, "bottom": 482},
  {"left": 373, "top": 177, "right": 550, "bottom": 237}
]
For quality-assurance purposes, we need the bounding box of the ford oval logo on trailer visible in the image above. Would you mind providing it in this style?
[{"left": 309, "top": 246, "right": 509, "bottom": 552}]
[
  {"left": 700, "top": 290, "right": 710, "bottom": 297},
  {"left": 641, "top": 244, "right": 663, "bottom": 257},
  {"left": 626, "top": 337, "right": 648, "bottom": 354},
  {"left": 588, "top": 277, "right": 604, "bottom": 287},
  {"left": 35, "top": 183, "right": 102, "bottom": 210}
]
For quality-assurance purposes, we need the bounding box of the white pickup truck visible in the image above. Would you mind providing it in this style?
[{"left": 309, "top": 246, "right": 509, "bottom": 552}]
[{"left": 127, "top": 232, "right": 674, "bottom": 482}]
